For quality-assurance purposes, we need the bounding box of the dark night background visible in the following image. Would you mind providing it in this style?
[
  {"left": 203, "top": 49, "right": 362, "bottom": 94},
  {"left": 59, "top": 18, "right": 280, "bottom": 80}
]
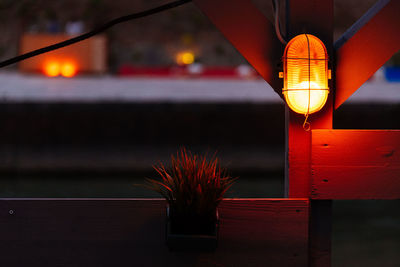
[{"left": 0, "top": 0, "right": 398, "bottom": 266}]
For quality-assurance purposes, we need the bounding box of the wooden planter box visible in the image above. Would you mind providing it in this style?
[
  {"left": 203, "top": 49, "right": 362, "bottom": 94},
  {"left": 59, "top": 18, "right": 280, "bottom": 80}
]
[{"left": 166, "top": 207, "right": 219, "bottom": 251}]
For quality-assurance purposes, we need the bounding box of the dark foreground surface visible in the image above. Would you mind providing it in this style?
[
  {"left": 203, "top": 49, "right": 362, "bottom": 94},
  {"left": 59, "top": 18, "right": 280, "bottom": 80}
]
[{"left": 0, "top": 173, "right": 398, "bottom": 267}]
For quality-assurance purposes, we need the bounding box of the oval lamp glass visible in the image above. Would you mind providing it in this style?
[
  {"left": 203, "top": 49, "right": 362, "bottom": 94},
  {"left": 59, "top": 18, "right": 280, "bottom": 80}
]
[{"left": 282, "top": 34, "right": 329, "bottom": 115}]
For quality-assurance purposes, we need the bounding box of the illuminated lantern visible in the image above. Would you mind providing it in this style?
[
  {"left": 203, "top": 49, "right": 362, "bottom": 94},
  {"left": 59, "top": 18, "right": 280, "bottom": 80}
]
[{"left": 281, "top": 34, "right": 330, "bottom": 115}]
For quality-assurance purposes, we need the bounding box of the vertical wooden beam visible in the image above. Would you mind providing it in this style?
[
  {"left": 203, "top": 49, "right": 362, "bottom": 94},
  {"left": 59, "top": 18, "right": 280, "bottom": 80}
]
[
  {"left": 284, "top": 0, "right": 333, "bottom": 266},
  {"left": 284, "top": 0, "right": 334, "bottom": 197}
]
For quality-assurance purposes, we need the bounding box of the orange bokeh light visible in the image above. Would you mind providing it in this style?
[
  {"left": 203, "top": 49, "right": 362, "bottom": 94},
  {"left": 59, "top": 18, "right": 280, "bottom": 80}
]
[
  {"left": 282, "top": 34, "right": 330, "bottom": 115},
  {"left": 44, "top": 61, "right": 60, "bottom": 77},
  {"left": 61, "top": 62, "right": 77, "bottom": 77},
  {"left": 176, "top": 51, "right": 195, "bottom": 65}
]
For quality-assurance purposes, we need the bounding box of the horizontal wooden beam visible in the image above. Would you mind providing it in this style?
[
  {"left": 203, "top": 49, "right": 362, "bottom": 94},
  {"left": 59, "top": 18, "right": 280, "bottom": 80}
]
[
  {"left": 193, "top": 0, "right": 283, "bottom": 95},
  {"left": 311, "top": 130, "right": 400, "bottom": 199},
  {"left": 334, "top": 0, "right": 400, "bottom": 109},
  {"left": 0, "top": 198, "right": 309, "bottom": 266}
]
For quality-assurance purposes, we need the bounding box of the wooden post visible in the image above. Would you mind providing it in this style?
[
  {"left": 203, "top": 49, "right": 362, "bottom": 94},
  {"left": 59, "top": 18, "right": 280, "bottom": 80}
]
[{"left": 284, "top": 0, "right": 334, "bottom": 266}]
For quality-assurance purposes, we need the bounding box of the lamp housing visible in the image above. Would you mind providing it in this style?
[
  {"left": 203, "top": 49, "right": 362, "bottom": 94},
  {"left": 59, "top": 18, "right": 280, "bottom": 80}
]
[{"left": 281, "top": 34, "right": 330, "bottom": 115}]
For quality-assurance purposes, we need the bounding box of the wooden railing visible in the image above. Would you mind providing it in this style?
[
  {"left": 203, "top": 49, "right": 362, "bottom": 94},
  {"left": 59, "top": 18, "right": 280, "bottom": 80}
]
[{"left": 0, "top": 198, "right": 309, "bottom": 267}]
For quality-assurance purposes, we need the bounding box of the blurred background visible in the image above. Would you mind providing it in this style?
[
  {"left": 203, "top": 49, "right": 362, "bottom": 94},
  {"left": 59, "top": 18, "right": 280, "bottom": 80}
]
[{"left": 0, "top": 0, "right": 398, "bottom": 266}]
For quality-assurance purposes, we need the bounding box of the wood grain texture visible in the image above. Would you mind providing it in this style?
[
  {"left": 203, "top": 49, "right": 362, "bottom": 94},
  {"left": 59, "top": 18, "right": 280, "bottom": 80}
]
[
  {"left": 0, "top": 198, "right": 309, "bottom": 267},
  {"left": 311, "top": 130, "right": 400, "bottom": 199},
  {"left": 193, "top": 0, "right": 283, "bottom": 95},
  {"left": 334, "top": 0, "right": 400, "bottom": 109}
]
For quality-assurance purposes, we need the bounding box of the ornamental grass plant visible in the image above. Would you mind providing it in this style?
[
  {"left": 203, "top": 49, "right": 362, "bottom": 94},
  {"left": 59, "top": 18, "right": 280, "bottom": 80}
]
[{"left": 145, "top": 148, "right": 236, "bottom": 234}]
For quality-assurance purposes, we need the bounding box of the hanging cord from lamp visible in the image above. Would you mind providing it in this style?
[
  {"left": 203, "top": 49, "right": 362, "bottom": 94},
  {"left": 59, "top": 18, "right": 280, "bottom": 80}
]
[
  {"left": 303, "top": 113, "right": 310, "bottom": 131},
  {"left": 0, "top": 0, "right": 192, "bottom": 68},
  {"left": 272, "top": 0, "right": 287, "bottom": 45}
]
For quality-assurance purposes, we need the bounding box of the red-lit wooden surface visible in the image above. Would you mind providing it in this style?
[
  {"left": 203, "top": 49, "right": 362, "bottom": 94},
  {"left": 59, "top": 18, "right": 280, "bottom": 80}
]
[
  {"left": 311, "top": 130, "right": 400, "bottom": 199},
  {"left": 334, "top": 0, "right": 400, "bottom": 109},
  {"left": 193, "top": 0, "right": 283, "bottom": 94},
  {"left": 0, "top": 198, "right": 309, "bottom": 267}
]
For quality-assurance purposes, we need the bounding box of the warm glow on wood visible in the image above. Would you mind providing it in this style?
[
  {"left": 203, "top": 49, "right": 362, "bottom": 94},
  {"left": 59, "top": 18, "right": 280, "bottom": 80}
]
[
  {"left": 44, "top": 61, "right": 60, "bottom": 77},
  {"left": 282, "top": 34, "right": 329, "bottom": 114}
]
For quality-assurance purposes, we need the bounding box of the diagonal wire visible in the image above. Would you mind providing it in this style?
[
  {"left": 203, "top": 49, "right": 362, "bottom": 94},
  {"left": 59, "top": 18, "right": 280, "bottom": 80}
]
[{"left": 0, "top": 0, "right": 192, "bottom": 69}]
